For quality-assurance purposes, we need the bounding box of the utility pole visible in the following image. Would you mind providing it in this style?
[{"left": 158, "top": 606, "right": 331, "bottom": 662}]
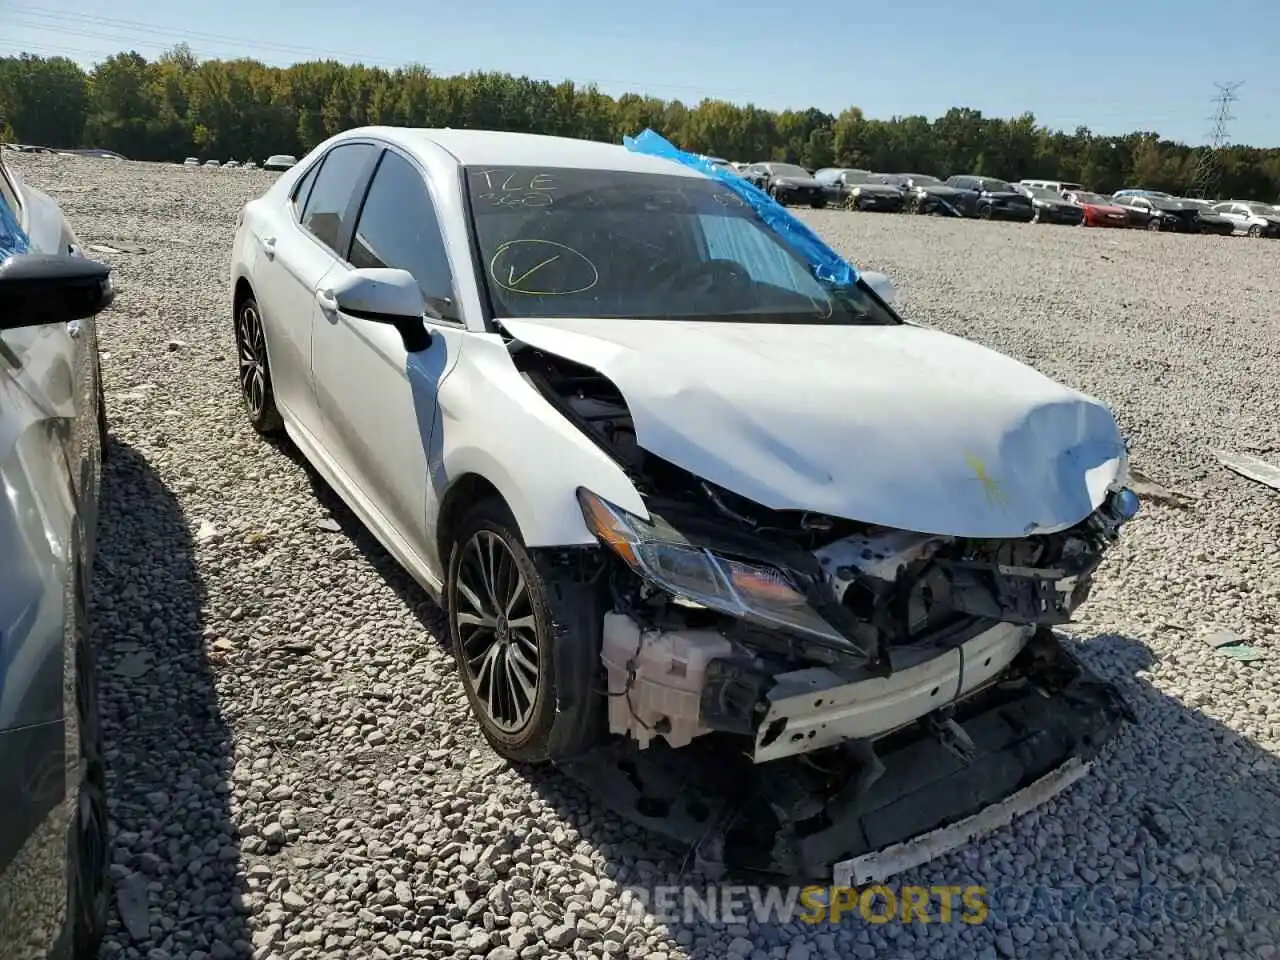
[{"left": 1189, "top": 81, "right": 1242, "bottom": 200}]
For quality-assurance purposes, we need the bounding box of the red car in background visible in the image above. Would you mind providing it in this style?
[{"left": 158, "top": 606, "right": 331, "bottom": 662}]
[{"left": 1064, "top": 191, "right": 1131, "bottom": 228}]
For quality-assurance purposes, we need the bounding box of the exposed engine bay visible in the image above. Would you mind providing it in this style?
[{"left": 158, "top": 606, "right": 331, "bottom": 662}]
[{"left": 513, "top": 342, "right": 1138, "bottom": 878}]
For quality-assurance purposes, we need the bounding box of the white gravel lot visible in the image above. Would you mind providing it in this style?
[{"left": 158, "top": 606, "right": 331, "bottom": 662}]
[{"left": 10, "top": 153, "right": 1280, "bottom": 960}]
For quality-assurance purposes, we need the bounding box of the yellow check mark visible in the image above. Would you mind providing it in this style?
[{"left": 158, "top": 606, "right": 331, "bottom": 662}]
[{"left": 509, "top": 255, "right": 560, "bottom": 288}]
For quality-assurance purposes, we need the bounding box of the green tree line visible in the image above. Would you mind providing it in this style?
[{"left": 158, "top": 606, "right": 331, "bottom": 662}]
[{"left": 3, "top": 46, "right": 1279, "bottom": 200}]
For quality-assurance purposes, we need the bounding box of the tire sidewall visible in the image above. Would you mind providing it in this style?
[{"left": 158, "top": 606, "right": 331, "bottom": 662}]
[{"left": 446, "top": 505, "right": 559, "bottom": 762}]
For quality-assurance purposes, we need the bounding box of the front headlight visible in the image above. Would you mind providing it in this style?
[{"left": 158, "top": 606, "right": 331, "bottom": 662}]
[{"left": 577, "top": 488, "right": 846, "bottom": 644}]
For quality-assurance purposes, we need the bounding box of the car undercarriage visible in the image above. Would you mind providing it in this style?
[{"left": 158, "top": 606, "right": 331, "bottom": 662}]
[{"left": 514, "top": 341, "right": 1138, "bottom": 879}]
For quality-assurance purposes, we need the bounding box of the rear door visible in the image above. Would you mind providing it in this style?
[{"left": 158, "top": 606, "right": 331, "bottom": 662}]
[{"left": 250, "top": 142, "right": 378, "bottom": 443}]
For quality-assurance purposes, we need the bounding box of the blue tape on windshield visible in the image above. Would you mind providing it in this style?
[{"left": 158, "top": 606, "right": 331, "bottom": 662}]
[
  {"left": 622, "top": 128, "right": 857, "bottom": 288},
  {"left": 0, "top": 191, "right": 29, "bottom": 259}
]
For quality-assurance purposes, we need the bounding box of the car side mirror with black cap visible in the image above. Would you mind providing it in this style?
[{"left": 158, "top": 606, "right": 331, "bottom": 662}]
[
  {"left": 320, "top": 267, "right": 433, "bottom": 353},
  {"left": 0, "top": 252, "right": 114, "bottom": 330}
]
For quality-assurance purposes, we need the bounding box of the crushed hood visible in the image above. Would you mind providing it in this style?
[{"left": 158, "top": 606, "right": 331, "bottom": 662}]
[{"left": 502, "top": 317, "right": 1127, "bottom": 539}]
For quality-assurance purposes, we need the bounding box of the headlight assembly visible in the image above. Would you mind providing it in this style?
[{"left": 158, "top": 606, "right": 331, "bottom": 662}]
[{"left": 577, "top": 488, "right": 847, "bottom": 644}]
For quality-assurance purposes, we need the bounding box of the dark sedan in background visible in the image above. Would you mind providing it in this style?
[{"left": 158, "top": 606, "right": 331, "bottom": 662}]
[
  {"left": 740, "top": 162, "right": 827, "bottom": 207},
  {"left": 1113, "top": 195, "right": 1221, "bottom": 233},
  {"left": 945, "top": 175, "right": 1036, "bottom": 221},
  {"left": 813, "top": 168, "right": 906, "bottom": 211},
  {"left": 1015, "top": 185, "right": 1086, "bottom": 225},
  {"left": 898, "top": 174, "right": 969, "bottom": 216},
  {"left": 1, "top": 148, "right": 115, "bottom": 960}
]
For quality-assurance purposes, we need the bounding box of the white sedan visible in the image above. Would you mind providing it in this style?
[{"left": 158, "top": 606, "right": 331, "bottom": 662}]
[{"left": 230, "top": 127, "right": 1138, "bottom": 875}]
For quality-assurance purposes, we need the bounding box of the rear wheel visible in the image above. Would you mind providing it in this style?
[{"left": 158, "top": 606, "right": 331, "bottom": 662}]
[
  {"left": 446, "top": 500, "right": 604, "bottom": 763},
  {"left": 1248, "top": 224, "right": 1262, "bottom": 238},
  {"left": 978, "top": 205, "right": 993, "bottom": 220},
  {"left": 72, "top": 565, "right": 108, "bottom": 959},
  {"left": 1147, "top": 218, "right": 1163, "bottom": 232},
  {"left": 234, "top": 295, "right": 283, "bottom": 435}
]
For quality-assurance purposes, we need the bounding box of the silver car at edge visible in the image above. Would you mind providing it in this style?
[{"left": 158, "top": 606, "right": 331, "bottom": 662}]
[{"left": 0, "top": 152, "right": 115, "bottom": 959}]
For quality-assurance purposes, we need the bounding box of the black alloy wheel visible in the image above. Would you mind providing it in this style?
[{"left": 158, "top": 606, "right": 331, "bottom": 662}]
[{"left": 234, "top": 296, "right": 283, "bottom": 434}]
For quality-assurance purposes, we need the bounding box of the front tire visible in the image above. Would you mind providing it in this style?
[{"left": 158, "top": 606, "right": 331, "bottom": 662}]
[
  {"left": 234, "top": 295, "right": 283, "bottom": 435},
  {"left": 447, "top": 500, "right": 603, "bottom": 763},
  {"left": 1248, "top": 224, "right": 1262, "bottom": 238},
  {"left": 1147, "top": 218, "right": 1163, "bottom": 232},
  {"left": 978, "top": 205, "right": 993, "bottom": 220}
]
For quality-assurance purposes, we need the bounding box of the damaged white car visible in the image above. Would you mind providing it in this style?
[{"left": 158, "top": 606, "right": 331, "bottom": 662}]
[{"left": 229, "top": 126, "right": 1138, "bottom": 879}]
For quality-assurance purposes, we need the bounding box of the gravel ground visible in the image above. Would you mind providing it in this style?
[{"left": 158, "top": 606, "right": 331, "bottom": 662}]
[{"left": 9, "top": 152, "right": 1280, "bottom": 960}]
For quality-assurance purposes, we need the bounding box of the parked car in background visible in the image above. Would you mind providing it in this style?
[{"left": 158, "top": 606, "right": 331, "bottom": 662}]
[
  {"left": 1112, "top": 195, "right": 1206, "bottom": 232},
  {"left": 1112, "top": 188, "right": 1172, "bottom": 199},
  {"left": 1063, "top": 191, "right": 1131, "bottom": 228},
  {"left": 263, "top": 154, "right": 298, "bottom": 171},
  {"left": 183, "top": 157, "right": 199, "bottom": 166},
  {"left": 900, "top": 174, "right": 968, "bottom": 216},
  {"left": 1019, "top": 179, "right": 1083, "bottom": 195},
  {"left": 1, "top": 150, "right": 115, "bottom": 960},
  {"left": 944, "top": 175, "right": 1036, "bottom": 221},
  {"left": 814, "top": 169, "right": 904, "bottom": 211},
  {"left": 1210, "top": 201, "right": 1280, "bottom": 237},
  {"left": 1191, "top": 206, "right": 1237, "bottom": 235},
  {"left": 229, "top": 126, "right": 1138, "bottom": 880},
  {"left": 1015, "top": 185, "right": 1085, "bottom": 225},
  {"left": 203, "top": 159, "right": 220, "bottom": 168},
  {"left": 740, "top": 162, "right": 826, "bottom": 207},
  {"left": 225, "top": 160, "right": 240, "bottom": 169}
]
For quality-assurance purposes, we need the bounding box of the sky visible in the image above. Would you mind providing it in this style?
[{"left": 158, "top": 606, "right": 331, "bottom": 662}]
[{"left": 4, "top": 0, "right": 1279, "bottom": 147}]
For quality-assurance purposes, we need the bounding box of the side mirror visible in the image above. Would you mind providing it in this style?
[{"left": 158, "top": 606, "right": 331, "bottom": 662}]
[
  {"left": 861, "top": 270, "right": 896, "bottom": 305},
  {"left": 326, "top": 267, "right": 432, "bottom": 352},
  {"left": 0, "top": 253, "right": 114, "bottom": 330}
]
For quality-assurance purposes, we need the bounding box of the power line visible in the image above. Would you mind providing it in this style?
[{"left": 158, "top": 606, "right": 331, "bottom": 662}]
[{"left": 1189, "top": 81, "right": 1242, "bottom": 200}]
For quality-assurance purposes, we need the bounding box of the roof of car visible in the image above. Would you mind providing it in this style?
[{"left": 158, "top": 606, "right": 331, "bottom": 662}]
[{"left": 356, "top": 127, "right": 703, "bottom": 178}]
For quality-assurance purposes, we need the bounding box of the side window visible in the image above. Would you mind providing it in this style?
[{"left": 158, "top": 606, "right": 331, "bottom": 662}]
[
  {"left": 300, "top": 143, "right": 376, "bottom": 255},
  {"left": 349, "top": 150, "right": 456, "bottom": 319},
  {"left": 291, "top": 162, "right": 320, "bottom": 217}
]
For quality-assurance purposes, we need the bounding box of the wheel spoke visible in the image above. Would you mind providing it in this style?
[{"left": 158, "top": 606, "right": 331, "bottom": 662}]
[{"left": 505, "top": 573, "right": 527, "bottom": 617}]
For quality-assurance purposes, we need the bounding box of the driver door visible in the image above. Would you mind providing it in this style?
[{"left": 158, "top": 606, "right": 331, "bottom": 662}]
[{"left": 311, "top": 146, "right": 465, "bottom": 567}]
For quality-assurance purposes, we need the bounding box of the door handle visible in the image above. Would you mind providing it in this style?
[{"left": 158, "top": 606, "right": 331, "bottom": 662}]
[
  {"left": 261, "top": 235, "right": 276, "bottom": 259},
  {"left": 315, "top": 289, "right": 338, "bottom": 312}
]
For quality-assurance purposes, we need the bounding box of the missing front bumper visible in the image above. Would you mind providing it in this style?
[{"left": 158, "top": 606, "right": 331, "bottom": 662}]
[{"left": 562, "top": 628, "right": 1131, "bottom": 880}]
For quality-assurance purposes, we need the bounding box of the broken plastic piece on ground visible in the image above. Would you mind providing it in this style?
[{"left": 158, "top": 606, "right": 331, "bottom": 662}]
[
  {"left": 1128, "top": 467, "right": 1194, "bottom": 507},
  {"left": 1203, "top": 628, "right": 1246, "bottom": 649},
  {"left": 1213, "top": 449, "right": 1280, "bottom": 491},
  {"left": 1202, "top": 629, "right": 1266, "bottom": 662},
  {"left": 559, "top": 628, "right": 1129, "bottom": 880},
  {"left": 834, "top": 756, "right": 1092, "bottom": 886}
]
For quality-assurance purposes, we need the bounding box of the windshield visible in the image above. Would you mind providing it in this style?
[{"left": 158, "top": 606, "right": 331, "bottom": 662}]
[
  {"left": 1074, "top": 193, "right": 1113, "bottom": 205},
  {"left": 769, "top": 163, "right": 811, "bottom": 178},
  {"left": 910, "top": 174, "right": 941, "bottom": 185},
  {"left": 1247, "top": 203, "right": 1276, "bottom": 215},
  {"left": 978, "top": 179, "right": 1015, "bottom": 193},
  {"left": 839, "top": 170, "right": 874, "bottom": 184},
  {"left": 463, "top": 165, "right": 897, "bottom": 326},
  {"left": 1029, "top": 187, "right": 1063, "bottom": 200}
]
